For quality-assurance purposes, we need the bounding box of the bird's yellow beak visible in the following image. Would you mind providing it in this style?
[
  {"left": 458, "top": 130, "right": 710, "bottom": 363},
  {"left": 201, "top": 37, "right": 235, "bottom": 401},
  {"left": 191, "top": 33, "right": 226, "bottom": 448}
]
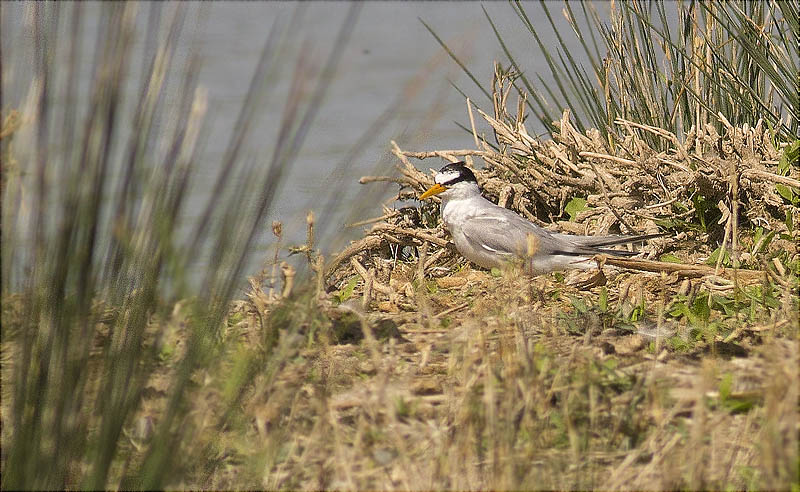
[{"left": 420, "top": 183, "right": 447, "bottom": 200}]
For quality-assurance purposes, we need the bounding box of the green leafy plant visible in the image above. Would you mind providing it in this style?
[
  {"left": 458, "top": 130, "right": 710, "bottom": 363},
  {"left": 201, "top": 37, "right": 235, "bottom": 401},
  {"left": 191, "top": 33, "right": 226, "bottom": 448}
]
[
  {"left": 717, "top": 373, "right": 759, "bottom": 414},
  {"left": 335, "top": 276, "right": 359, "bottom": 303},
  {"left": 565, "top": 197, "right": 590, "bottom": 221}
]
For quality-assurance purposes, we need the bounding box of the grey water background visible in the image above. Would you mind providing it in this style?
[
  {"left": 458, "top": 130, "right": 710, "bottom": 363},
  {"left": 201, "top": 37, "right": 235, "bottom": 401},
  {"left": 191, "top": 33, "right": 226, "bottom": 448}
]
[{"left": 2, "top": 2, "right": 595, "bottom": 280}]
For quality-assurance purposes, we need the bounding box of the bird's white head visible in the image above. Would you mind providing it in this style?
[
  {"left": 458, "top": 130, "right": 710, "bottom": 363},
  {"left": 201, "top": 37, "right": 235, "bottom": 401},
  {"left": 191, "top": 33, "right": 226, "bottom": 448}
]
[{"left": 420, "top": 162, "right": 480, "bottom": 200}]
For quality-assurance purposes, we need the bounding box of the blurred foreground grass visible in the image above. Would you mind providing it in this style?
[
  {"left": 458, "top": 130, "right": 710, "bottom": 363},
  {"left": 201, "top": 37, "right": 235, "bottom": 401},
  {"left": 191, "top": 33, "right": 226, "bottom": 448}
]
[{"left": 1, "top": 2, "right": 360, "bottom": 488}]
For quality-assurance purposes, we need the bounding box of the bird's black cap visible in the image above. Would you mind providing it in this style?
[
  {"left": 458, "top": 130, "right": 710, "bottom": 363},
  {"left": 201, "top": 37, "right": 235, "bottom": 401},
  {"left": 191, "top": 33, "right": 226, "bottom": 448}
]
[{"left": 438, "top": 162, "right": 477, "bottom": 185}]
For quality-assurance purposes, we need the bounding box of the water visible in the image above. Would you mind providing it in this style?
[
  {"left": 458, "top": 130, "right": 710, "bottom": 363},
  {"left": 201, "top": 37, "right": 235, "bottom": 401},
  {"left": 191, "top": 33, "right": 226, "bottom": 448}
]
[{"left": 1, "top": 2, "right": 594, "bottom": 277}]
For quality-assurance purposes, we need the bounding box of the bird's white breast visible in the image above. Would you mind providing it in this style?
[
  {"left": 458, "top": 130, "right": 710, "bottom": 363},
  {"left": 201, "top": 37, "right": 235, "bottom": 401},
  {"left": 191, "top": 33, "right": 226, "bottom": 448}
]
[{"left": 440, "top": 195, "right": 512, "bottom": 269}]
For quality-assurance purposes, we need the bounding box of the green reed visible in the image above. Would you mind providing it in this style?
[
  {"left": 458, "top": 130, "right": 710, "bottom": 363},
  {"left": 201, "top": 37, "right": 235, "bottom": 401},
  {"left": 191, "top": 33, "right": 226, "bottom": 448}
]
[{"left": 427, "top": 0, "right": 798, "bottom": 148}]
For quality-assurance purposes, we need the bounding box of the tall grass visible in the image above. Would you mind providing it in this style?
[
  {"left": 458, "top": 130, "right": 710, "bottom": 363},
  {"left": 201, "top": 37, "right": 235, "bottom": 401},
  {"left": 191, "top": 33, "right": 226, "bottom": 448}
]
[
  {"left": 0, "top": 3, "right": 358, "bottom": 488},
  {"left": 428, "top": 0, "right": 798, "bottom": 147}
]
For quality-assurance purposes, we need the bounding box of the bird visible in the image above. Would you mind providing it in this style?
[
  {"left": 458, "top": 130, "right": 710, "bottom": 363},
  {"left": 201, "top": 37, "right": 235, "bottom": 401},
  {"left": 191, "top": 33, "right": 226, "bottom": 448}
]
[{"left": 419, "top": 162, "right": 661, "bottom": 275}]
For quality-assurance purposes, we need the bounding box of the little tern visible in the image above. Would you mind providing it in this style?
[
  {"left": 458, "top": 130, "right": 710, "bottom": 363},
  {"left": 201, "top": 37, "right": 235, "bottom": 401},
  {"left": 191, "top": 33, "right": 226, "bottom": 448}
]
[{"left": 419, "top": 162, "right": 660, "bottom": 275}]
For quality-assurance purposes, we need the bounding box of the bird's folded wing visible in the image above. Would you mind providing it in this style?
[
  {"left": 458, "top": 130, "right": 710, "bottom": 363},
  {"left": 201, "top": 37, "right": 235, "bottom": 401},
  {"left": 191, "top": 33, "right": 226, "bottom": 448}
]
[
  {"left": 462, "top": 209, "right": 626, "bottom": 258},
  {"left": 459, "top": 211, "right": 570, "bottom": 258},
  {"left": 458, "top": 216, "right": 522, "bottom": 257},
  {"left": 549, "top": 232, "right": 663, "bottom": 248}
]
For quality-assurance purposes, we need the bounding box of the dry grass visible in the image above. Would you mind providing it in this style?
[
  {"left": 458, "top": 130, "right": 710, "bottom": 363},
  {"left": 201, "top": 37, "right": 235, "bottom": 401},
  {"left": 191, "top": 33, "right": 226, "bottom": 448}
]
[
  {"left": 4, "top": 65, "right": 798, "bottom": 489},
  {"left": 3, "top": 261, "right": 798, "bottom": 489}
]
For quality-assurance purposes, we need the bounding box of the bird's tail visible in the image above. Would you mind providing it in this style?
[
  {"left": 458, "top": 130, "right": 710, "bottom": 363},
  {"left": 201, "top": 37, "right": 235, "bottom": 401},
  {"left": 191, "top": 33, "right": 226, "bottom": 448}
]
[
  {"left": 589, "top": 232, "right": 664, "bottom": 256},
  {"left": 547, "top": 232, "right": 664, "bottom": 258},
  {"left": 580, "top": 232, "right": 665, "bottom": 247}
]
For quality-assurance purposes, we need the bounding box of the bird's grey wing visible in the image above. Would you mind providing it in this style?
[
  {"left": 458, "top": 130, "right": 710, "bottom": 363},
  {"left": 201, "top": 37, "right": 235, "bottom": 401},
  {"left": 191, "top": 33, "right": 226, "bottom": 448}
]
[
  {"left": 461, "top": 207, "right": 589, "bottom": 257},
  {"left": 456, "top": 214, "right": 523, "bottom": 258},
  {"left": 458, "top": 208, "right": 609, "bottom": 273},
  {"left": 464, "top": 206, "right": 654, "bottom": 258},
  {"left": 456, "top": 206, "right": 657, "bottom": 272}
]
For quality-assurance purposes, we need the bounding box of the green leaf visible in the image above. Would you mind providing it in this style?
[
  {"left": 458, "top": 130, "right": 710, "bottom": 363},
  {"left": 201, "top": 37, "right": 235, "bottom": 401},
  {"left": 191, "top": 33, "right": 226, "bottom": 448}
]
[
  {"left": 719, "top": 373, "right": 759, "bottom": 414},
  {"left": 425, "top": 280, "right": 439, "bottom": 294},
  {"left": 711, "top": 294, "right": 736, "bottom": 316},
  {"left": 598, "top": 287, "right": 608, "bottom": 312},
  {"left": 565, "top": 197, "right": 588, "bottom": 221},
  {"left": 227, "top": 311, "right": 245, "bottom": 326},
  {"left": 691, "top": 293, "right": 711, "bottom": 322},
  {"left": 667, "top": 335, "right": 691, "bottom": 352},
  {"left": 668, "top": 301, "right": 690, "bottom": 318},
  {"left": 775, "top": 184, "right": 795, "bottom": 202},
  {"left": 660, "top": 253, "right": 683, "bottom": 263},
  {"left": 752, "top": 229, "right": 775, "bottom": 254},
  {"left": 570, "top": 296, "right": 588, "bottom": 314},
  {"left": 337, "top": 276, "right": 359, "bottom": 303},
  {"left": 719, "top": 372, "right": 734, "bottom": 400},
  {"left": 705, "top": 246, "right": 731, "bottom": 267},
  {"left": 629, "top": 302, "right": 645, "bottom": 322},
  {"left": 753, "top": 227, "right": 763, "bottom": 243},
  {"left": 654, "top": 218, "right": 703, "bottom": 233},
  {"left": 692, "top": 192, "right": 711, "bottom": 231},
  {"left": 778, "top": 139, "right": 800, "bottom": 173}
]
